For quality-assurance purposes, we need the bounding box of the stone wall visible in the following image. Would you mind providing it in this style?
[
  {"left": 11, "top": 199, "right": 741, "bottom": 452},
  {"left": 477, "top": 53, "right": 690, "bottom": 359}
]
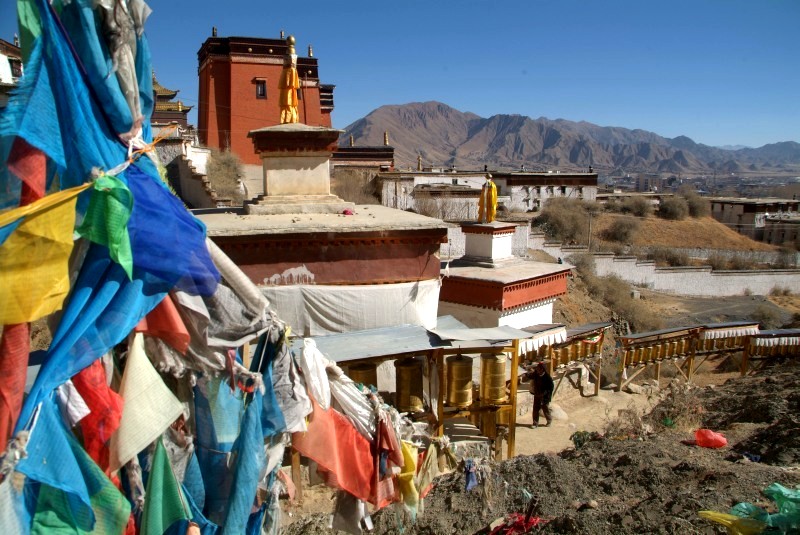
[{"left": 527, "top": 234, "right": 800, "bottom": 297}]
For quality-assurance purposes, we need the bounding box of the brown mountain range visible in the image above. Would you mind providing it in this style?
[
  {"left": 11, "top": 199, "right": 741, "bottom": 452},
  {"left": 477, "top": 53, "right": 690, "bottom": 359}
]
[{"left": 340, "top": 101, "right": 800, "bottom": 175}]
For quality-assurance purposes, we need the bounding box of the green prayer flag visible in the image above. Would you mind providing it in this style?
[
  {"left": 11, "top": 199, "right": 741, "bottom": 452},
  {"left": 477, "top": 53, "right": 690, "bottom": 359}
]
[
  {"left": 76, "top": 175, "right": 134, "bottom": 279},
  {"left": 16, "top": 0, "right": 42, "bottom": 62},
  {"left": 31, "top": 432, "right": 132, "bottom": 534},
  {"left": 142, "top": 438, "right": 190, "bottom": 535}
]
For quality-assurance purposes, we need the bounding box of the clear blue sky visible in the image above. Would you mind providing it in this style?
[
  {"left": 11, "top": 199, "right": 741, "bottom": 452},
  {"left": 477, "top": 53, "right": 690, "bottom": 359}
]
[{"left": 2, "top": 0, "right": 798, "bottom": 147}]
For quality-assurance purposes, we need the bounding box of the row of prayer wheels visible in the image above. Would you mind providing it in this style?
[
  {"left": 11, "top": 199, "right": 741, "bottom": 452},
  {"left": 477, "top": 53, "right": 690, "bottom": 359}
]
[
  {"left": 700, "top": 337, "right": 745, "bottom": 352},
  {"left": 446, "top": 354, "right": 508, "bottom": 408},
  {"left": 346, "top": 354, "right": 510, "bottom": 414},
  {"left": 623, "top": 339, "right": 691, "bottom": 366}
]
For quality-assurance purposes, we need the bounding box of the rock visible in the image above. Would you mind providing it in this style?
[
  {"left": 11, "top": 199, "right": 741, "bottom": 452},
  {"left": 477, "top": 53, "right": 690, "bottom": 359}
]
[
  {"left": 549, "top": 403, "right": 569, "bottom": 421},
  {"left": 586, "top": 499, "right": 599, "bottom": 509},
  {"left": 570, "top": 500, "right": 582, "bottom": 510},
  {"left": 602, "top": 383, "right": 618, "bottom": 391},
  {"left": 624, "top": 383, "right": 643, "bottom": 394}
]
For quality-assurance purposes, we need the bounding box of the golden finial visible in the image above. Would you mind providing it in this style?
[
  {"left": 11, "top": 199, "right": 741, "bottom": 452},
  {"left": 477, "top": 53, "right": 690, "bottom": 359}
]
[
  {"left": 349, "top": 135, "right": 354, "bottom": 147},
  {"left": 308, "top": 44, "right": 314, "bottom": 57},
  {"left": 286, "top": 35, "right": 296, "bottom": 55},
  {"left": 417, "top": 154, "right": 422, "bottom": 171},
  {"left": 280, "top": 29, "right": 285, "bottom": 39},
  {"left": 212, "top": 26, "right": 217, "bottom": 37},
  {"left": 384, "top": 131, "right": 389, "bottom": 146}
]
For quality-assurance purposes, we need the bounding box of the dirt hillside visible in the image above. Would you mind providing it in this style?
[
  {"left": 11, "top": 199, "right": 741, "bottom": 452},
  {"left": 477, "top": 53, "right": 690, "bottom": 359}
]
[{"left": 591, "top": 214, "right": 777, "bottom": 252}]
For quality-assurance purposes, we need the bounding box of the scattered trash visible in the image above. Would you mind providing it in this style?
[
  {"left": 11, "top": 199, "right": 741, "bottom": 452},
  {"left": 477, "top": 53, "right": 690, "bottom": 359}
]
[{"left": 695, "top": 429, "right": 728, "bottom": 449}]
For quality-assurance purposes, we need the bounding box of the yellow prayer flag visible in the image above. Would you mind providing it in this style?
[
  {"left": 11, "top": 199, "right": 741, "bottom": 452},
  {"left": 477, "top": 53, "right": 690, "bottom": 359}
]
[{"left": 0, "top": 184, "right": 90, "bottom": 324}]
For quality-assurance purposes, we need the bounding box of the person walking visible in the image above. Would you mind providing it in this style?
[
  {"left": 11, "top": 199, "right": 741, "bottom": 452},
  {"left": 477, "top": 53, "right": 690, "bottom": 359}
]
[{"left": 526, "top": 363, "right": 554, "bottom": 427}]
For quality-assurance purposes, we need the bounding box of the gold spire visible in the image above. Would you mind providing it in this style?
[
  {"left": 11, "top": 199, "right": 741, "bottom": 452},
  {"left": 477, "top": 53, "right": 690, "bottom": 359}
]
[
  {"left": 384, "top": 131, "right": 389, "bottom": 146},
  {"left": 417, "top": 154, "right": 422, "bottom": 171},
  {"left": 349, "top": 134, "right": 354, "bottom": 147},
  {"left": 308, "top": 44, "right": 314, "bottom": 57}
]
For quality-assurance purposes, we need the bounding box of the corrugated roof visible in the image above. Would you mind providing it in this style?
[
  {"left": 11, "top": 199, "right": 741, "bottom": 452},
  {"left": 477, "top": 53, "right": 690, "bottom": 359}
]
[
  {"left": 289, "top": 316, "right": 536, "bottom": 363},
  {"left": 565, "top": 322, "right": 613, "bottom": 339}
]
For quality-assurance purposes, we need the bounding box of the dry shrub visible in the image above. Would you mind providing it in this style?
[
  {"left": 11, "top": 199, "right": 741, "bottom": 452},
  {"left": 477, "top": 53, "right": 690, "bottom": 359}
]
[
  {"left": 566, "top": 253, "right": 595, "bottom": 276},
  {"left": 770, "top": 286, "right": 793, "bottom": 297},
  {"left": 602, "top": 216, "right": 640, "bottom": 243},
  {"left": 206, "top": 148, "right": 244, "bottom": 204},
  {"left": 647, "top": 381, "right": 704, "bottom": 432},
  {"left": 603, "top": 401, "right": 650, "bottom": 439},
  {"left": 706, "top": 252, "right": 758, "bottom": 271},
  {"left": 775, "top": 247, "right": 798, "bottom": 268},
  {"left": 728, "top": 254, "right": 758, "bottom": 270},
  {"left": 581, "top": 273, "right": 663, "bottom": 332},
  {"left": 647, "top": 246, "right": 690, "bottom": 267},
  {"left": 682, "top": 190, "right": 710, "bottom": 217},
  {"left": 620, "top": 197, "right": 652, "bottom": 217},
  {"left": 657, "top": 197, "right": 689, "bottom": 220},
  {"left": 533, "top": 197, "right": 595, "bottom": 243},
  {"left": 332, "top": 175, "right": 380, "bottom": 204},
  {"left": 413, "top": 197, "right": 471, "bottom": 220},
  {"left": 752, "top": 304, "right": 782, "bottom": 329}
]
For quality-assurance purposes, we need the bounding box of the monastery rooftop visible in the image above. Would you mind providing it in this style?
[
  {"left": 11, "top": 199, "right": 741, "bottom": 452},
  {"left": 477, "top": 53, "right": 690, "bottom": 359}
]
[
  {"left": 198, "top": 204, "right": 449, "bottom": 237},
  {"left": 443, "top": 257, "right": 571, "bottom": 285}
]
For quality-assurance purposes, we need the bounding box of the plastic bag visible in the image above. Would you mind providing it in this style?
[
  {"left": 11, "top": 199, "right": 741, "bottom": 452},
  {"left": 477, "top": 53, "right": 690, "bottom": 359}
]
[{"left": 695, "top": 429, "right": 728, "bottom": 449}]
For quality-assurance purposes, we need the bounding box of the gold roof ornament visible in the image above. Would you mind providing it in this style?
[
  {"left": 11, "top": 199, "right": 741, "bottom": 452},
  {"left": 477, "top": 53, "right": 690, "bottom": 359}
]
[
  {"left": 279, "top": 35, "right": 300, "bottom": 124},
  {"left": 349, "top": 134, "right": 354, "bottom": 147},
  {"left": 383, "top": 131, "right": 389, "bottom": 146}
]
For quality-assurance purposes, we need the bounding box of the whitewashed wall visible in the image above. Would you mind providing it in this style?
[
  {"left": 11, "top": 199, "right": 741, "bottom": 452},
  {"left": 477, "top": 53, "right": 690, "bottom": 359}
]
[{"left": 527, "top": 234, "right": 800, "bottom": 296}]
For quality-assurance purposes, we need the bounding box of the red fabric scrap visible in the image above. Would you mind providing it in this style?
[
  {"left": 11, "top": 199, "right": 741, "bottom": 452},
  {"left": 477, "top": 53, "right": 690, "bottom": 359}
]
[
  {"left": 292, "top": 398, "right": 374, "bottom": 504},
  {"left": 0, "top": 323, "right": 30, "bottom": 451},
  {"left": 490, "top": 513, "right": 548, "bottom": 534},
  {"left": 134, "top": 294, "right": 190, "bottom": 354},
  {"left": 72, "top": 359, "right": 124, "bottom": 472}
]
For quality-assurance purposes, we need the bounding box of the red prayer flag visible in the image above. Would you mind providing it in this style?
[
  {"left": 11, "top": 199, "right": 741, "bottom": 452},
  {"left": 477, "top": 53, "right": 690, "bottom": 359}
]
[
  {"left": 8, "top": 137, "right": 46, "bottom": 205},
  {"left": 0, "top": 323, "right": 30, "bottom": 451},
  {"left": 72, "top": 359, "right": 124, "bottom": 472},
  {"left": 134, "top": 294, "right": 190, "bottom": 354}
]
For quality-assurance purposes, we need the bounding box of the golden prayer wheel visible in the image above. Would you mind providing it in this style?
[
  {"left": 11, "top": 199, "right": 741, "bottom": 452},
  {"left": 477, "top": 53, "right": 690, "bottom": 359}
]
[
  {"left": 652, "top": 345, "right": 661, "bottom": 361},
  {"left": 677, "top": 339, "right": 686, "bottom": 355},
  {"left": 496, "top": 406, "right": 510, "bottom": 426},
  {"left": 446, "top": 355, "right": 473, "bottom": 408},
  {"left": 348, "top": 362, "right": 378, "bottom": 389},
  {"left": 479, "top": 354, "right": 507, "bottom": 404},
  {"left": 395, "top": 358, "right": 424, "bottom": 413}
]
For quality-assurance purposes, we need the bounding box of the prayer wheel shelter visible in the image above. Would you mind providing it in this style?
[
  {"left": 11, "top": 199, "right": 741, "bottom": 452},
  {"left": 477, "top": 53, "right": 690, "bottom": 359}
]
[
  {"left": 742, "top": 329, "right": 800, "bottom": 375},
  {"left": 617, "top": 321, "right": 760, "bottom": 391},
  {"left": 288, "top": 316, "right": 553, "bottom": 466}
]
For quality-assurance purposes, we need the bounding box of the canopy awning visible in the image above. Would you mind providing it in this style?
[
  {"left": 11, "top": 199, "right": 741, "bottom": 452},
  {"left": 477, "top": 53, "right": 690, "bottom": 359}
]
[
  {"left": 519, "top": 324, "right": 567, "bottom": 353},
  {"left": 749, "top": 329, "right": 800, "bottom": 348},
  {"left": 699, "top": 321, "right": 760, "bottom": 340}
]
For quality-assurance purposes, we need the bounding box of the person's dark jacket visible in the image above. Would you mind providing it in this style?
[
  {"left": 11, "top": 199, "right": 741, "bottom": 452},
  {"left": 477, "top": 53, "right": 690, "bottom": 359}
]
[{"left": 528, "top": 370, "right": 554, "bottom": 403}]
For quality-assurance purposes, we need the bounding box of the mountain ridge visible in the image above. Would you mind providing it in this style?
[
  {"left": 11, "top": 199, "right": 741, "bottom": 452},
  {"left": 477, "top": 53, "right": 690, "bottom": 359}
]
[{"left": 340, "top": 101, "right": 800, "bottom": 174}]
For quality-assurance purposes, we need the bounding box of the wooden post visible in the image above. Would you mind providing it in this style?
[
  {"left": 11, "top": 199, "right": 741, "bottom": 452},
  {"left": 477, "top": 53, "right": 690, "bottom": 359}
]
[
  {"left": 687, "top": 335, "right": 697, "bottom": 382},
  {"left": 291, "top": 449, "right": 303, "bottom": 504},
  {"left": 741, "top": 339, "right": 750, "bottom": 376},
  {"left": 435, "top": 349, "right": 445, "bottom": 437},
  {"left": 594, "top": 359, "right": 602, "bottom": 396},
  {"left": 655, "top": 361, "right": 661, "bottom": 387},
  {"left": 508, "top": 340, "right": 520, "bottom": 459},
  {"left": 616, "top": 346, "right": 626, "bottom": 392}
]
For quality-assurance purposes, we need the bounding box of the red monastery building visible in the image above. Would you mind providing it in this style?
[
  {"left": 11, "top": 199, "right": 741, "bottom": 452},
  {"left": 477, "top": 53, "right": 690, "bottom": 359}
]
[{"left": 197, "top": 30, "right": 334, "bottom": 165}]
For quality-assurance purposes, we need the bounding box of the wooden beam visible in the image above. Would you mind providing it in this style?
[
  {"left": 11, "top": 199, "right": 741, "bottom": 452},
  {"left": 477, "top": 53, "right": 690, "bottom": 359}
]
[
  {"left": 291, "top": 448, "right": 303, "bottom": 504},
  {"left": 619, "top": 365, "right": 647, "bottom": 391},
  {"left": 508, "top": 340, "right": 520, "bottom": 459}
]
